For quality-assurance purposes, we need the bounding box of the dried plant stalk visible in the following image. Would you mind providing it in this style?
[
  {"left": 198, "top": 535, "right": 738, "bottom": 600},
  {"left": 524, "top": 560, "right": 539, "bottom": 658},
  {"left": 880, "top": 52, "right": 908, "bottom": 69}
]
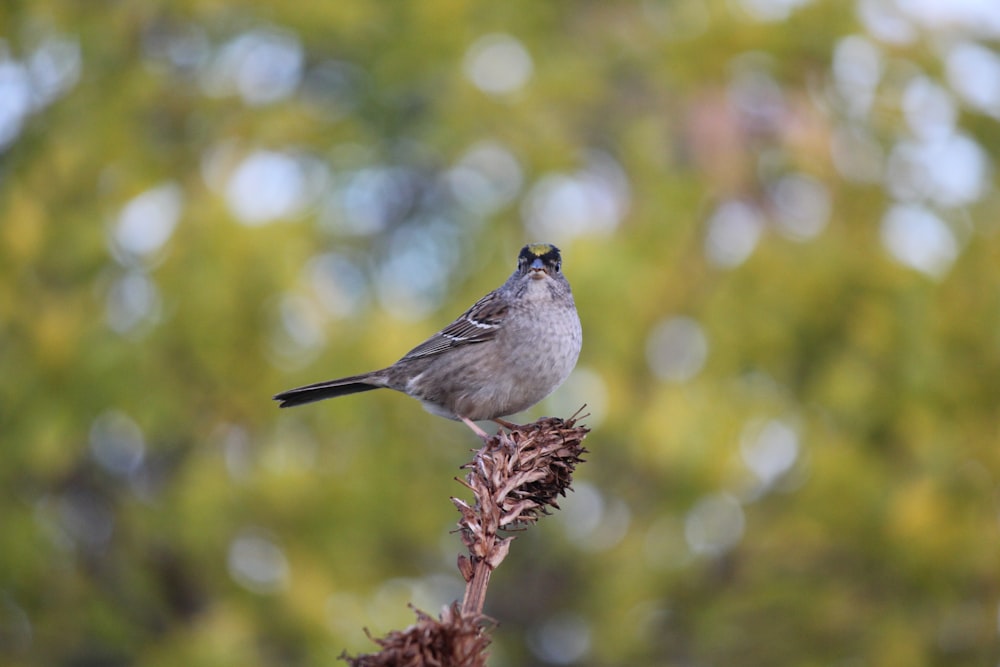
[
  {"left": 343, "top": 411, "right": 589, "bottom": 667},
  {"left": 453, "top": 412, "right": 590, "bottom": 617}
]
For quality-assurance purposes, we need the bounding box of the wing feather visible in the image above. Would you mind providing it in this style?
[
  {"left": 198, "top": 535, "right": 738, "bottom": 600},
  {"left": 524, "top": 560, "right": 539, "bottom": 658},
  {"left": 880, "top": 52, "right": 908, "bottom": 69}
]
[{"left": 400, "top": 292, "right": 508, "bottom": 360}]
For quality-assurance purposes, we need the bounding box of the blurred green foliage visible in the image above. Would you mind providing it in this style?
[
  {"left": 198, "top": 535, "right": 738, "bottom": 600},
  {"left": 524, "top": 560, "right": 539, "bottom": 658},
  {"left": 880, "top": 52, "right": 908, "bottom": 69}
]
[{"left": 2, "top": 0, "right": 999, "bottom": 665}]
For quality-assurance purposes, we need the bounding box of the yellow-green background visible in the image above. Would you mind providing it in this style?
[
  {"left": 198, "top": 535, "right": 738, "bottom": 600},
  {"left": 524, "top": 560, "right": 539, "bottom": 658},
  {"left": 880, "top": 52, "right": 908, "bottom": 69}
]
[{"left": 2, "top": 1, "right": 999, "bottom": 665}]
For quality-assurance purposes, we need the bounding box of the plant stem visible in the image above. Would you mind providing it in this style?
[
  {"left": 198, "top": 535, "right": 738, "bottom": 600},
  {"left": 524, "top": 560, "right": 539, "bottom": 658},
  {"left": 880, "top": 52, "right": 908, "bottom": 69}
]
[{"left": 461, "top": 561, "right": 492, "bottom": 617}]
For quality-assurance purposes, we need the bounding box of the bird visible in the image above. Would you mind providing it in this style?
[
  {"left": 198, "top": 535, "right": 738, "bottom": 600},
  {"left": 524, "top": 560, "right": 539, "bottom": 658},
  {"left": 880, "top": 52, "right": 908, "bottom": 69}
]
[{"left": 273, "top": 243, "right": 582, "bottom": 440}]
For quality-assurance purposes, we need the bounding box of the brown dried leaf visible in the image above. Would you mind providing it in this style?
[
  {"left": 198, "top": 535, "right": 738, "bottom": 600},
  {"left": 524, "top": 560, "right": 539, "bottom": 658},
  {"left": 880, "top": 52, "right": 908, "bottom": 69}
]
[
  {"left": 457, "top": 555, "right": 473, "bottom": 582},
  {"left": 486, "top": 537, "right": 513, "bottom": 569}
]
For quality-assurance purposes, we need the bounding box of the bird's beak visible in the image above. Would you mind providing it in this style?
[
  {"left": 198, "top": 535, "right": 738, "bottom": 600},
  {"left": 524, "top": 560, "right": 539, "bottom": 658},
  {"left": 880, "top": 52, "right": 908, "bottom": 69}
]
[{"left": 529, "top": 257, "right": 548, "bottom": 279}]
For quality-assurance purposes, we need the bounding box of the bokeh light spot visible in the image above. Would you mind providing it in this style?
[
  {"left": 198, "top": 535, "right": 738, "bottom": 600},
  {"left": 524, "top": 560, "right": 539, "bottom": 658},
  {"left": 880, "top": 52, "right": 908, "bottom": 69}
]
[
  {"left": 684, "top": 493, "right": 745, "bottom": 556},
  {"left": 647, "top": 316, "right": 709, "bottom": 383},
  {"left": 375, "top": 222, "right": 459, "bottom": 321},
  {"left": 446, "top": 140, "right": 523, "bottom": 216},
  {"left": 200, "top": 28, "right": 303, "bottom": 105},
  {"left": 832, "top": 35, "right": 882, "bottom": 118},
  {"left": 892, "top": 0, "right": 1000, "bottom": 38},
  {"left": 463, "top": 33, "right": 533, "bottom": 96},
  {"left": 558, "top": 481, "right": 603, "bottom": 542},
  {"left": 902, "top": 76, "right": 957, "bottom": 141},
  {"left": 881, "top": 203, "right": 958, "bottom": 278},
  {"left": 528, "top": 612, "right": 591, "bottom": 665},
  {"left": 89, "top": 410, "right": 146, "bottom": 478},
  {"left": 522, "top": 151, "right": 629, "bottom": 243},
  {"left": 113, "top": 183, "right": 183, "bottom": 262},
  {"left": 769, "top": 173, "right": 831, "bottom": 241},
  {"left": 887, "top": 134, "right": 989, "bottom": 207},
  {"left": 28, "top": 35, "right": 82, "bottom": 107},
  {"left": 279, "top": 292, "right": 326, "bottom": 351},
  {"left": 858, "top": 0, "right": 917, "bottom": 44},
  {"left": 735, "top": 0, "right": 813, "bottom": 22},
  {"left": 321, "top": 166, "right": 416, "bottom": 236},
  {"left": 106, "top": 271, "right": 161, "bottom": 335},
  {"left": 946, "top": 41, "right": 1000, "bottom": 117},
  {"left": 704, "top": 200, "right": 764, "bottom": 268},
  {"left": 0, "top": 59, "right": 32, "bottom": 150},
  {"left": 740, "top": 418, "right": 799, "bottom": 488},
  {"left": 227, "top": 530, "right": 290, "bottom": 594},
  {"left": 727, "top": 57, "right": 786, "bottom": 131},
  {"left": 0, "top": 34, "right": 80, "bottom": 151},
  {"left": 307, "top": 252, "right": 368, "bottom": 319},
  {"left": 226, "top": 150, "right": 321, "bottom": 225},
  {"left": 557, "top": 481, "right": 631, "bottom": 552}
]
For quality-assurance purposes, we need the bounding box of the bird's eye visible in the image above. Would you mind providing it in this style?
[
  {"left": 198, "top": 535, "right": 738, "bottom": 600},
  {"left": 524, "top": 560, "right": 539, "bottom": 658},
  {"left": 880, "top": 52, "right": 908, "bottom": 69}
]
[{"left": 554, "top": 262, "right": 561, "bottom": 272}]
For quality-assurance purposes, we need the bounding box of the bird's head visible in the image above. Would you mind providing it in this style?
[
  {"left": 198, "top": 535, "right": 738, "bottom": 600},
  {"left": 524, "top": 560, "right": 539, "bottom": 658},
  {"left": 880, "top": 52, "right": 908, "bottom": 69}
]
[{"left": 517, "top": 243, "right": 562, "bottom": 281}]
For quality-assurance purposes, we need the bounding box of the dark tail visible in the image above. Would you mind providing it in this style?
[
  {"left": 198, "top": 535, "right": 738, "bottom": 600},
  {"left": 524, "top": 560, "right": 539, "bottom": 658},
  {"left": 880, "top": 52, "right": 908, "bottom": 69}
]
[{"left": 273, "top": 375, "right": 381, "bottom": 408}]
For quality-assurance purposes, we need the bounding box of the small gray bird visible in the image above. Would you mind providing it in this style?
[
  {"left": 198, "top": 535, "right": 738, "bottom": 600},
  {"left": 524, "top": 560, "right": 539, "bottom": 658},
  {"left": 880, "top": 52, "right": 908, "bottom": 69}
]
[{"left": 273, "top": 243, "right": 582, "bottom": 439}]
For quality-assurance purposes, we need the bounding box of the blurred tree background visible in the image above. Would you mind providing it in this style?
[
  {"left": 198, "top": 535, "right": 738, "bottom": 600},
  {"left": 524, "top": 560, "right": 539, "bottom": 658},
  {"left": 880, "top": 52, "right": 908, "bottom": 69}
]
[{"left": 2, "top": 0, "right": 999, "bottom": 665}]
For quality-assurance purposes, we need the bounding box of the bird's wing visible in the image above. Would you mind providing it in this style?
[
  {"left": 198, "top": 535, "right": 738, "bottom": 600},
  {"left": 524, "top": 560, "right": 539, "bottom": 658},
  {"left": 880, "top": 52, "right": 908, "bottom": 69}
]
[{"left": 400, "top": 291, "right": 508, "bottom": 360}]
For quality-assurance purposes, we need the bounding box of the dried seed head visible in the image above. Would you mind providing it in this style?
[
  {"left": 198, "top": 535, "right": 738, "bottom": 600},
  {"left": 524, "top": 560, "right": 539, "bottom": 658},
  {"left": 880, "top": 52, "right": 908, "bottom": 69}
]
[
  {"left": 342, "top": 604, "right": 491, "bottom": 667},
  {"left": 456, "top": 414, "right": 589, "bottom": 570}
]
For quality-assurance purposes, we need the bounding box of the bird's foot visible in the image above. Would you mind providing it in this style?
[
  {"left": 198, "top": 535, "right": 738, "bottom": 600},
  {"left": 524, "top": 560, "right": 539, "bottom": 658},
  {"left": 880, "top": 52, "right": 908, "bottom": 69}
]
[{"left": 460, "top": 416, "right": 491, "bottom": 442}]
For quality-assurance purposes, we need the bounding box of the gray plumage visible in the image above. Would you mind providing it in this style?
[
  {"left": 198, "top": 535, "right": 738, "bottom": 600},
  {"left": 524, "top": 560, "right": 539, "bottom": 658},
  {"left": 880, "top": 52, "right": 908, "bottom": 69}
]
[{"left": 273, "top": 243, "right": 582, "bottom": 432}]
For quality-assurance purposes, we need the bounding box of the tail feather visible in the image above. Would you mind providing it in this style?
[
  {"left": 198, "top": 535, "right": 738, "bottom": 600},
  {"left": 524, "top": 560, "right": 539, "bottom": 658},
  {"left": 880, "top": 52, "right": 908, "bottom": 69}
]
[{"left": 273, "top": 374, "right": 382, "bottom": 408}]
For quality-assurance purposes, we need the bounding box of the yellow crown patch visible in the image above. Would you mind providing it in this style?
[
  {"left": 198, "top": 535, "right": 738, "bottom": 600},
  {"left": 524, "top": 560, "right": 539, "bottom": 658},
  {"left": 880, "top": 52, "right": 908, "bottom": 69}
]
[{"left": 526, "top": 243, "right": 556, "bottom": 256}]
